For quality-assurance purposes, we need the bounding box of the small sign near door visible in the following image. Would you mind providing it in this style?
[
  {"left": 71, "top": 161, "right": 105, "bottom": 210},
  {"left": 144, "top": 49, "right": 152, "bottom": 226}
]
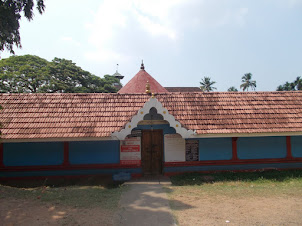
[
  {"left": 120, "top": 137, "right": 141, "bottom": 165},
  {"left": 185, "top": 140, "right": 199, "bottom": 161}
]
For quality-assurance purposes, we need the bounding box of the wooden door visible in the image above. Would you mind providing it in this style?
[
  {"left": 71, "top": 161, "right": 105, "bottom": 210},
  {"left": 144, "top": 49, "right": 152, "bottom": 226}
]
[{"left": 141, "top": 130, "right": 163, "bottom": 175}]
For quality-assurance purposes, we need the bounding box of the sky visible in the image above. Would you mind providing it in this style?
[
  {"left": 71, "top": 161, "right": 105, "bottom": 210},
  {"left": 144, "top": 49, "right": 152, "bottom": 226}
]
[{"left": 1, "top": 0, "right": 302, "bottom": 91}]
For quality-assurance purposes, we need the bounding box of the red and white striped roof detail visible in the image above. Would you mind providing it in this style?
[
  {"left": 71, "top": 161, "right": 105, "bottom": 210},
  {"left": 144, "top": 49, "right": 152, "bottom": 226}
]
[{"left": 118, "top": 62, "right": 168, "bottom": 94}]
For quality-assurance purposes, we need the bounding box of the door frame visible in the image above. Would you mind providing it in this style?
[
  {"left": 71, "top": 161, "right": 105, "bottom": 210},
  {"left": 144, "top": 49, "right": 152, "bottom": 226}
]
[{"left": 141, "top": 129, "right": 164, "bottom": 175}]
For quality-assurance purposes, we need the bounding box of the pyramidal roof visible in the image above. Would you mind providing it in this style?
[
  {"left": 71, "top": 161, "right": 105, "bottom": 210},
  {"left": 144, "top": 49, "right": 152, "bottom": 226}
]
[{"left": 118, "top": 62, "right": 168, "bottom": 94}]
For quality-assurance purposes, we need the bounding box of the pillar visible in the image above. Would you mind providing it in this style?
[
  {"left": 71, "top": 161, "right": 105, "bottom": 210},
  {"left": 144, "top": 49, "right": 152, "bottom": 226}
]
[
  {"left": 232, "top": 137, "right": 238, "bottom": 161},
  {"left": 286, "top": 136, "right": 293, "bottom": 160},
  {"left": 63, "top": 142, "right": 70, "bottom": 166}
]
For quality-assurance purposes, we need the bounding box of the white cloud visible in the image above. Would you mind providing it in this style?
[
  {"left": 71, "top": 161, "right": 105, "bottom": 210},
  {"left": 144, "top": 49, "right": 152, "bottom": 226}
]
[
  {"left": 235, "top": 7, "right": 249, "bottom": 27},
  {"left": 84, "top": 0, "right": 249, "bottom": 62},
  {"left": 288, "top": 0, "right": 302, "bottom": 7},
  {"left": 133, "top": 9, "right": 176, "bottom": 40},
  {"left": 61, "top": 36, "right": 81, "bottom": 47},
  {"left": 273, "top": 0, "right": 302, "bottom": 8},
  {"left": 84, "top": 0, "right": 182, "bottom": 62},
  {"left": 85, "top": 49, "right": 125, "bottom": 62}
]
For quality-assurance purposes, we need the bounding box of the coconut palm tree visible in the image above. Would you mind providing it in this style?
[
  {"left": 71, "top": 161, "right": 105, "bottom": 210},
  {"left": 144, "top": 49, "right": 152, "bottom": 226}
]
[
  {"left": 227, "top": 86, "right": 238, "bottom": 92},
  {"left": 200, "top": 76, "right": 217, "bottom": 92},
  {"left": 277, "top": 82, "right": 295, "bottom": 91},
  {"left": 240, "top": 73, "right": 256, "bottom": 91},
  {"left": 277, "top": 77, "right": 302, "bottom": 91},
  {"left": 294, "top": 76, "right": 302, "bottom": 90}
]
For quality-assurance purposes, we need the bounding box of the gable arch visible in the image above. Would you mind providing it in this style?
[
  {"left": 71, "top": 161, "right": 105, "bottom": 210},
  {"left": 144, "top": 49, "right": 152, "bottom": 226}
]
[{"left": 111, "top": 97, "right": 195, "bottom": 140}]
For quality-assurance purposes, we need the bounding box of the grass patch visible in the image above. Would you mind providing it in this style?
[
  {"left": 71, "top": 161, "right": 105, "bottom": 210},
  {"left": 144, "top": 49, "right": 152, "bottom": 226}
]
[
  {"left": 168, "top": 170, "right": 302, "bottom": 197},
  {"left": 0, "top": 176, "right": 126, "bottom": 209},
  {"left": 170, "top": 169, "right": 302, "bottom": 186}
]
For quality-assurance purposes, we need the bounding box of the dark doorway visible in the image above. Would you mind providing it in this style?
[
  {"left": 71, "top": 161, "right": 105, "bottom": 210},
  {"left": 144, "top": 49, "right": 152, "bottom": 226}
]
[{"left": 141, "top": 130, "right": 163, "bottom": 175}]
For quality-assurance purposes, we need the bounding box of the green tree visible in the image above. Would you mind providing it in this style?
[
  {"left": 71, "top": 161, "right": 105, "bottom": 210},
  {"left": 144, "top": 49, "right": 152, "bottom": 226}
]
[
  {"left": 44, "top": 58, "right": 120, "bottom": 93},
  {"left": 295, "top": 77, "right": 302, "bottom": 90},
  {"left": 0, "top": 55, "right": 49, "bottom": 93},
  {"left": 0, "top": 0, "right": 45, "bottom": 55},
  {"left": 277, "top": 82, "right": 295, "bottom": 91},
  {"left": 200, "top": 76, "right": 217, "bottom": 92},
  {"left": 277, "top": 77, "right": 302, "bottom": 91},
  {"left": 227, "top": 86, "right": 238, "bottom": 92},
  {"left": 0, "top": 55, "right": 121, "bottom": 93},
  {"left": 102, "top": 74, "right": 122, "bottom": 93},
  {"left": 240, "top": 73, "right": 256, "bottom": 91}
]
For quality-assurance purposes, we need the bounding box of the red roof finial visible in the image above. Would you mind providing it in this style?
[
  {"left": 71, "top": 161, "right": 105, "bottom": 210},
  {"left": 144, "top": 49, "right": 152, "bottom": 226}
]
[{"left": 140, "top": 60, "right": 145, "bottom": 70}]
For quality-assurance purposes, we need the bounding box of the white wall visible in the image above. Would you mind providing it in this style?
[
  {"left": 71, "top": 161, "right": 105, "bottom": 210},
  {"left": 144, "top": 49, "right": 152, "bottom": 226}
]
[{"left": 164, "top": 134, "right": 185, "bottom": 162}]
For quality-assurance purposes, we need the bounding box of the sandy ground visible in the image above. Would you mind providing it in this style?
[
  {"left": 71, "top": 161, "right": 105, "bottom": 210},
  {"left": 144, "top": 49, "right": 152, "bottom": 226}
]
[
  {"left": 0, "top": 197, "right": 114, "bottom": 226},
  {"left": 1, "top": 184, "right": 302, "bottom": 226},
  {"left": 169, "top": 193, "right": 302, "bottom": 226}
]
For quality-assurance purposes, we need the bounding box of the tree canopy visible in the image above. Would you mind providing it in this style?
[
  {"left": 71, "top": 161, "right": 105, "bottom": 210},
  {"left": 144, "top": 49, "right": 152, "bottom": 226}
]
[
  {"left": 240, "top": 73, "right": 256, "bottom": 91},
  {"left": 0, "top": 55, "right": 121, "bottom": 93},
  {"left": 277, "top": 77, "right": 302, "bottom": 91},
  {"left": 200, "top": 76, "right": 216, "bottom": 92},
  {"left": 227, "top": 86, "right": 238, "bottom": 92},
  {"left": 0, "top": 0, "right": 45, "bottom": 55}
]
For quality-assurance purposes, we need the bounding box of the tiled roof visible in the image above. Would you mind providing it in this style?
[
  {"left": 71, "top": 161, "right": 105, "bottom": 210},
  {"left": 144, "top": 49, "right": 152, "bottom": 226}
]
[
  {"left": 156, "top": 92, "right": 302, "bottom": 135},
  {"left": 118, "top": 68, "right": 168, "bottom": 94},
  {"left": 0, "top": 93, "right": 149, "bottom": 140},
  {"left": 165, "top": 87, "right": 202, "bottom": 92},
  {"left": 1, "top": 92, "right": 302, "bottom": 140}
]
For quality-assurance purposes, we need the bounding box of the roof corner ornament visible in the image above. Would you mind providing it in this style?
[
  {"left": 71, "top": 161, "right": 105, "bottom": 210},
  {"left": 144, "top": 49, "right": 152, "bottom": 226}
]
[
  {"left": 140, "top": 60, "right": 145, "bottom": 70},
  {"left": 145, "top": 81, "right": 151, "bottom": 94}
]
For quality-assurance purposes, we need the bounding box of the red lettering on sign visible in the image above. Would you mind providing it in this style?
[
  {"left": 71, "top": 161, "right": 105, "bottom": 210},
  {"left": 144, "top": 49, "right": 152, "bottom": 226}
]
[{"left": 121, "top": 145, "right": 140, "bottom": 152}]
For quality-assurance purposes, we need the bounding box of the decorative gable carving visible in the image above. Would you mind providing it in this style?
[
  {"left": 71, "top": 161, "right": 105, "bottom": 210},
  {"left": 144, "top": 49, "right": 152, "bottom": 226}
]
[{"left": 111, "top": 97, "right": 195, "bottom": 140}]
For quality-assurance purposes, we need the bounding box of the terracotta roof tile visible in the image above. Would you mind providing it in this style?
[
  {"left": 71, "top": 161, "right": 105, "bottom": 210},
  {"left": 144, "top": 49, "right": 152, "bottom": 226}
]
[
  {"left": 1, "top": 92, "right": 302, "bottom": 140},
  {"left": 165, "top": 87, "right": 202, "bottom": 92},
  {"left": 118, "top": 69, "right": 168, "bottom": 94}
]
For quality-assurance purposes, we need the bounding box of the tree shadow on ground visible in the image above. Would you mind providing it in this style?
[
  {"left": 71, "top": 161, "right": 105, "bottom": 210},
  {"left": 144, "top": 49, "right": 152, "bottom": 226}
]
[
  {"left": 0, "top": 197, "right": 114, "bottom": 226},
  {"left": 114, "top": 181, "right": 193, "bottom": 226}
]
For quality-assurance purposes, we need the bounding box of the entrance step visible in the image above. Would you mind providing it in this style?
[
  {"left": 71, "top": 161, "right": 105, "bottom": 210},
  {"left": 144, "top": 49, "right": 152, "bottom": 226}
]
[{"left": 128, "top": 175, "right": 171, "bottom": 185}]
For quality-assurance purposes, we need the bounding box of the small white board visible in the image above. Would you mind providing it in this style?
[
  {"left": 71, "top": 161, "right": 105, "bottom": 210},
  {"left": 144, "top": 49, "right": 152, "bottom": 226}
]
[{"left": 164, "top": 134, "right": 185, "bottom": 162}]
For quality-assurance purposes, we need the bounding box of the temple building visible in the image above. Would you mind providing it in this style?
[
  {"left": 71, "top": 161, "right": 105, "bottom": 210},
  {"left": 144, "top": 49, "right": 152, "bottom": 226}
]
[
  {"left": 0, "top": 62, "right": 302, "bottom": 179},
  {"left": 112, "top": 64, "right": 124, "bottom": 90}
]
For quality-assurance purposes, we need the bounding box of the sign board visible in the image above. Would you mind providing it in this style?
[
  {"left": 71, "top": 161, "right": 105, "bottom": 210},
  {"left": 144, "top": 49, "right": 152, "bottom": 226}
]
[
  {"left": 120, "top": 137, "right": 141, "bottom": 165},
  {"left": 186, "top": 140, "right": 199, "bottom": 161},
  {"left": 164, "top": 134, "right": 185, "bottom": 162}
]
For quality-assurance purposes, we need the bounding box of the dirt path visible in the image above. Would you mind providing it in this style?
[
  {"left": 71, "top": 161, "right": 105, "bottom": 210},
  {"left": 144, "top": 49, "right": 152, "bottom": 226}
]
[
  {"left": 114, "top": 179, "right": 175, "bottom": 226},
  {"left": 0, "top": 197, "right": 114, "bottom": 226}
]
